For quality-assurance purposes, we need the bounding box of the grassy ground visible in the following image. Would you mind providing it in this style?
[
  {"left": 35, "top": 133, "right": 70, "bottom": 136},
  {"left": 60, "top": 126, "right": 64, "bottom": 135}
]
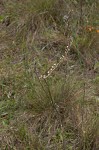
[{"left": 0, "top": 0, "right": 99, "bottom": 149}]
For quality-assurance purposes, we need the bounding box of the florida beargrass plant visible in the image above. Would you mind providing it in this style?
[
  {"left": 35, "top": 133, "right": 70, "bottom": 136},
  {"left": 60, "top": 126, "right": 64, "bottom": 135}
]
[{"left": 0, "top": 0, "right": 99, "bottom": 149}]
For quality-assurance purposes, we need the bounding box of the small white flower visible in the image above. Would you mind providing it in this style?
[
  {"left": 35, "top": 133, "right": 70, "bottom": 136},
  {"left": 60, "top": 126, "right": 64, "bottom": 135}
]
[
  {"left": 47, "top": 71, "right": 50, "bottom": 74},
  {"left": 51, "top": 66, "right": 54, "bottom": 69},
  {"left": 39, "top": 75, "right": 43, "bottom": 79},
  {"left": 50, "top": 68, "right": 53, "bottom": 71},
  {"left": 62, "top": 55, "right": 64, "bottom": 58},
  {"left": 43, "top": 75, "right": 46, "bottom": 79}
]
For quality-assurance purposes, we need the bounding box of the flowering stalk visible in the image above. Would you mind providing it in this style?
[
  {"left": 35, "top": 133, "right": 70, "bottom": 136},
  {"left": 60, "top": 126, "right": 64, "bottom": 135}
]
[{"left": 39, "top": 37, "right": 73, "bottom": 79}]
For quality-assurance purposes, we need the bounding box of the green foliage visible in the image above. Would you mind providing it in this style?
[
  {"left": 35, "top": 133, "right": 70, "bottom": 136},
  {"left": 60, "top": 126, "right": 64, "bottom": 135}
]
[{"left": 0, "top": 15, "right": 5, "bottom": 22}]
